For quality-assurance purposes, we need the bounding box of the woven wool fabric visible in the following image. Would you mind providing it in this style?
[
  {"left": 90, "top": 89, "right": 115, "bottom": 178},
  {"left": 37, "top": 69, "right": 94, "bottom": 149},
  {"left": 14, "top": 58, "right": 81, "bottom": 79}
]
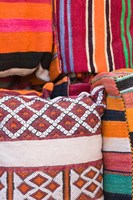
[
  {"left": 46, "top": 75, "right": 92, "bottom": 99},
  {"left": 0, "top": 86, "right": 105, "bottom": 200},
  {"left": 69, "top": 83, "right": 91, "bottom": 97},
  {"left": 0, "top": 0, "right": 61, "bottom": 81},
  {"left": 91, "top": 69, "right": 133, "bottom": 200},
  {"left": 56, "top": 0, "right": 133, "bottom": 74}
]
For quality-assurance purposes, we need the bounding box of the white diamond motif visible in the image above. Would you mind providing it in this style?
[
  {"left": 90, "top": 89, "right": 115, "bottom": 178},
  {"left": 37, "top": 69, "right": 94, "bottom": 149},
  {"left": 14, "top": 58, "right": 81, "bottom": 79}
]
[{"left": 0, "top": 89, "right": 105, "bottom": 139}]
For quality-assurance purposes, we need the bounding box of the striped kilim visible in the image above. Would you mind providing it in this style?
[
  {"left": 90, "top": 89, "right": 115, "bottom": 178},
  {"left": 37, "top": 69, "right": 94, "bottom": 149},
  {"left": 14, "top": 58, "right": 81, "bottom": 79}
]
[
  {"left": 56, "top": 0, "right": 133, "bottom": 73},
  {"left": 0, "top": 86, "right": 105, "bottom": 200},
  {"left": 0, "top": 0, "right": 61, "bottom": 81},
  {"left": 91, "top": 69, "right": 133, "bottom": 200}
]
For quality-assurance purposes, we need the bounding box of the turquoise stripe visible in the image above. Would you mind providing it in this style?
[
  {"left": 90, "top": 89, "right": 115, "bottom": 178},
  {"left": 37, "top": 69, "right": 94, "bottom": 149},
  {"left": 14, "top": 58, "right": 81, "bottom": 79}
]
[
  {"left": 127, "top": 0, "right": 133, "bottom": 68},
  {"left": 104, "top": 173, "right": 132, "bottom": 195},
  {"left": 119, "top": 87, "right": 133, "bottom": 94},
  {"left": 67, "top": 0, "right": 74, "bottom": 72},
  {"left": 116, "top": 74, "right": 133, "bottom": 81},
  {"left": 59, "top": 0, "right": 67, "bottom": 72}
]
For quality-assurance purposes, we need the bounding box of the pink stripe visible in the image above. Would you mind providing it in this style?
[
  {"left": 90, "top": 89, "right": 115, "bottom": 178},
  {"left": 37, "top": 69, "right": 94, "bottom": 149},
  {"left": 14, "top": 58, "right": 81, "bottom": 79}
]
[
  {"left": 71, "top": 1, "right": 88, "bottom": 73},
  {"left": 103, "top": 152, "right": 132, "bottom": 173},
  {"left": 0, "top": 19, "right": 52, "bottom": 32},
  {"left": 0, "top": 0, "right": 51, "bottom": 3}
]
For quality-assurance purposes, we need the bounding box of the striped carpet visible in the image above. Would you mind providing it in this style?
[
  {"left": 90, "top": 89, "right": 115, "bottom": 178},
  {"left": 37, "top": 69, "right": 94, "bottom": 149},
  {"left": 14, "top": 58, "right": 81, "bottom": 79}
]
[
  {"left": 56, "top": 0, "right": 133, "bottom": 73},
  {"left": 0, "top": 0, "right": 61, "bottom": 82},
  {"left": 91, "top": 69, "right": 133, "bottom": 200}
]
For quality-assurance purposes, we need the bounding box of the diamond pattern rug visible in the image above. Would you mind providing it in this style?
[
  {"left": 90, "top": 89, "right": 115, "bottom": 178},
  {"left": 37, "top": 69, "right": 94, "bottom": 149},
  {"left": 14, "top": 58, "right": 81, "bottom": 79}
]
[
  {"left": 0, "top": 86, "right": 105, "bottom": 199},
  {"left": 0, "top": 162, "right": 103, "bottom": 200},
  {"left": 0, "top": 89, "right": 105, "bottom": 141}
]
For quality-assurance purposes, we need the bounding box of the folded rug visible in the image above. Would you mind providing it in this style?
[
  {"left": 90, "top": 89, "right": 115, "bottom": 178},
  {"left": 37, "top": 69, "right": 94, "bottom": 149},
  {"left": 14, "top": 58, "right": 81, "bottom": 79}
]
[
  {"left": 0, "top": 0, "right": 61, "bottom": 81},
  {"left": 56, "top": 0, "right": 133, "bottom": 74},
  {"left": 91, "top": 69, "right": 133, "bottom": 200},
  {"left": 0, "top": 86, "right": 105, "bottom": 200}
]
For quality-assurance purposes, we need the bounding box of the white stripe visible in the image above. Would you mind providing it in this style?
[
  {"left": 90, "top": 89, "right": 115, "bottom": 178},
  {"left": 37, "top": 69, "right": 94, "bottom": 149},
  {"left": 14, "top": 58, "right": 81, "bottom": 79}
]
[
  {"left": 0, "top": 135, "right": 102, "bottom": 167},
  {"left": 109, "top": 0, "right": 115, "bottom": 70},
  {"left": 103, "top": 137, "right": 131, "bottom": 152},
  {"left": 120, "top": 86, "right": 133, "bottom": 94},
  {"left": 117, "top": 74, "right": 133, "bottom": 81},
  {"left": 104, "top": 0, "right": 110, "bottom": 71},
  {"left": 92, "top": 0, "right": 98, "bottom": 73},
  {"left": 91, "top": 85, "right": 104, "bottom": 95},
  {"left": 97, "top": 197, "right": 104, "bottom": 200}
]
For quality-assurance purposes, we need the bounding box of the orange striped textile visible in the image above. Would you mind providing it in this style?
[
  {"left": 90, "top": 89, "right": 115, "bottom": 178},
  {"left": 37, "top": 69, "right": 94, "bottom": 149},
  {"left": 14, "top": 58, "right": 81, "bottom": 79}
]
[
  {"left": 93, "top": 0, "right": 108, "bottom": 72},
  {"left": 0, "top": 0, "right": 61, "bottom": 82},
  {"left": 91, "top": 69, "right": 133, "bottom": 200},
  {"left": 56, "top": 0, "right": 133, "bottom": 74}
]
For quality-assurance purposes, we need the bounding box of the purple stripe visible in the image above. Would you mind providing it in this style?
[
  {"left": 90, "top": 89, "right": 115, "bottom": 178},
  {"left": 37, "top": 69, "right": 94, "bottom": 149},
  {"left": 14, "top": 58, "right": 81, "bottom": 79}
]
[
  {"left": 0, "top": 19, "right": 52, "bottom": 32},
  {"left": 0, "top": 0, "right": 51, "bottom": 3}
]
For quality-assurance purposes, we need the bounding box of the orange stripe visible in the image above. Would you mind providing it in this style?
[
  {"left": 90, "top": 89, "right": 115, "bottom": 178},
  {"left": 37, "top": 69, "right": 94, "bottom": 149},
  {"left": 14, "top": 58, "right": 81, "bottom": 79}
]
[
  {"left": 17, "top": 90, "right": 42, "bottom": 96},
  {"left": 8, "top": 172, "right": 13, "bottom": 200},
  {"left": 0, "top": 88, "right": 42, "bottom": 96},
  {"left": 114, "top": 68, "right": 133, "bottom": 73},
  {"left": 0, "top": 32, "right": 52, "bottom": 53},
  {"left": 93, "top": 0, "right": 108, "bottom": 72},
  {"left": 102, "top": 121, "right": 128, "bottom": 137},
  {"left": 107, "top": 96, "right": 125, "bottom": 111},
  {"left": 55, "top": 76, "right": 68, "bottom": 86},
  {"left": 0, "top": 3, "right": 51, "bottom": 19},
  {"left": 43, "top": 82, "right": 54, "bottom": 91},
  {"left": 126, "top": 109, "right": 133, "bottom": 132},
  {"left": 64, "top": 169, "right": 70, "bottom": 200},
  {"left": 50, "top": 57, "right": 61, "bottom": 82}
]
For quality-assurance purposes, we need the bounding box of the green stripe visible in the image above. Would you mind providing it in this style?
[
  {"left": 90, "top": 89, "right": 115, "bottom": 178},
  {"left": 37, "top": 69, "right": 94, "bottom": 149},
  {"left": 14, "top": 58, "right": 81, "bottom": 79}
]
[
  {"left": 104, "top": 174, "right": 132, "bottom": 195},
  {"left": 126, "top": 0, "right": 133, "bottom": 68},
  {"left": 120, "top": 0, "right": 129, "bottom": 67}
]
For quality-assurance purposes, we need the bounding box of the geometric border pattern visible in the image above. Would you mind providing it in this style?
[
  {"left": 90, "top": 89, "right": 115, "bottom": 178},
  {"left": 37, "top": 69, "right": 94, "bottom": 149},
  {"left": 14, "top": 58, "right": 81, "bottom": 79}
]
[
  {"left": 14, "top": 171, "right": 63, "bottom": 200},
  {"left": 71, "top": 165, "right": 103, "bottom": 199},
  {"left": 0, "top": 160, "right": 103, "bottom": 200}
]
